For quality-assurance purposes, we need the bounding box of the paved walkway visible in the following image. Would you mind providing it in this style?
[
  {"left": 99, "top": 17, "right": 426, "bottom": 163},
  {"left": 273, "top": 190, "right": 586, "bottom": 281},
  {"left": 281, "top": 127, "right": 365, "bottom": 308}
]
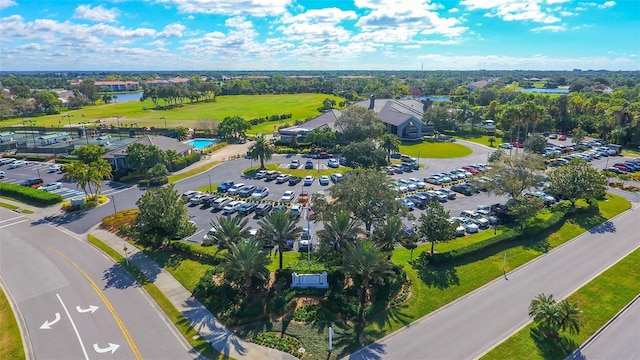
[{"left": 90, "top": 227, "right": 297, "bottom": 360}]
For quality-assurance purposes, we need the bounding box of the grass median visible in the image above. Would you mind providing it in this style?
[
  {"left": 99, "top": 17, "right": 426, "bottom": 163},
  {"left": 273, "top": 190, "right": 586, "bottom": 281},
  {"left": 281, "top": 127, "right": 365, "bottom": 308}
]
[
  {"left": 87, "top": 235, "right": 229, "bottom": 360},
  {"left": 0, "top": 286, "right": 25, "bottom": 360},
  {"left": 482, "top": 247, "right": 640, "bottom": 360},
  {"left": 399, "top": 141, "right": 473, "bottom": 158}
]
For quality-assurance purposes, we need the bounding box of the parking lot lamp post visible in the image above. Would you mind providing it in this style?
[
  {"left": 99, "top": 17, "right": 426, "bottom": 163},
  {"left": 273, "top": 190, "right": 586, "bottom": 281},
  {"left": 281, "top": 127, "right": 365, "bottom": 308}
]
[
  {"left": 418, "top": 150, "right": 421, "bottom": 168},
  {"left": 29, "top": 120, "right": 37, "bottom": 148},
  {"left": 208, "top": 174, "right": 212, "bottom": 193},
  {"left": 160, "top": 117, "right": 166, "bottom": 129},
  {"left": 111, "top": 195, "right": 117, "bottom": 215},
  {"left": 37, "top": 168, "right": 41, "bottom": 179}
]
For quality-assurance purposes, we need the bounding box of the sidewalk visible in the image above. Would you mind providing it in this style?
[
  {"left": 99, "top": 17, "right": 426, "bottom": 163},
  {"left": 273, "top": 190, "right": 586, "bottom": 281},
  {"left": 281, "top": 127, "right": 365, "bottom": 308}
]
[
  {"left": 172, "top": 140, "right": 255, "bottom": 176},
  {"left": 90, "top": 226, "right": 297, "bottom": 360}
]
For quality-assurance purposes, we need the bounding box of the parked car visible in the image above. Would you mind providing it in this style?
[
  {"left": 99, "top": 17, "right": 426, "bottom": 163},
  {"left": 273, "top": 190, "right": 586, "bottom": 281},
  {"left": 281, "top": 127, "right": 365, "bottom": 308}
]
[
  {"left": 38, "top": 182, "right": 63, "bottom": 192},
  {"left": 20, "top": 178, "right": 44, "bottom": 188},
  {"left": 303, "top": 175, "right": 315, "bottom": 186},
  {"left": 48, "top": 164, "right": 63, "bottom": 173},
  {"left": 299, "top": 229, "right": 312, "bottom": 252},
  {"left": 237, "top": 202, "right": 258, "bottom": 216},
  {"left": 276, "top": 174, "right": 291, "bottom": 184},
  {"left": 189, "top": 194, "right": 208, "bottom": 205},
  {"left": 280, "top": 190, "right": 296, "bottom": 202},
  {"left": 289, "top": 203, "right": 303, "bottom": 218},
  {"left": 397, "top": 197, "right": 415, "bottom": 211},
  {"left": 407, "top": 194, "right": 429, "bottom": 208},
  {"left": 331, "top": 173, "right": 343, "bottom": 183},
  {"left": 449, "top": 218, "right": 466, "bottom": 236},
  {"left": 456, "top": 217, "right": 479, "bottom": 233},
  {"left": 265, "top": 171, "right": 281, "bottom": 181},
  {"left": 558, "top": 134, "right": 567, "bottom": 141},
  {"left": 217, "top": 181, "right": 234, "bottom": 193},
  {"left": 237, "top": 185, "right": 257, "bottom": 197},
  {"left": 475, "top": 208, "right": 499, "bottom": 225},
  {"left": 223, "top": 200, "right": 246, "bottom": 214},
  {"left": 0, "top": 171, "right": 4, "bottom": 179},
  {"left": 439, "top": 188, "right": 457, "bottom": 200},
  {"left": 433, "top": 190, "right": 448, "bottom": 202},
  {"left": 251, "top": 186, "right": 269, "bottom": 199},
  {"left": 304, "top": 160, "right": 314, "bottom": 169},
  {"left": 319, "top": 175, "right": 330, "bottom": 186},
  {"left": 498, "top": 143, "right": 513, "bottom": 149},
  {"left": 8, "top": 160, "right": 29, "bottom": 169},
  {"left": 289, "top": 159, "right": 300, "bottom": 169},
  {"left": 398, "top": 179, "right": 417, "bottom": 191},
  {"left": 255, "top": 170, "right": 267, "bottom": 179},
  {"left": 460, "top": 210, "right": 490, "bottom": 229},
  {"left": 288, "top": 176, "right": 302, "bottom": 185},
  {"left": 202, "top": 227, "right": 217, "bottom": 244},
  {"left": 298, "top": 191, "right": 309, "bottom": 203},
  {"left": 327, "top": 158, "right": 339, "bottom": 168},
  {"left": 255, "top": 203, "right": 273, "bottom": 216},
  {"left": 425, "top": 176, "right": 442, "bottom": 185},
  {"left": 201, "top": 195, "right": 219, "bottom": 207},
  {"left": 227, "top": 183, "right": 245, "bottom": 195},
  {"left": 0, "top": 158, "right": 16, "bottom": 165},
  {"left": 212, "top": 197, "right": 233, "bottom": 210},
  {"left": 407, "top": 178, "right": 426, "bottom": 189}
]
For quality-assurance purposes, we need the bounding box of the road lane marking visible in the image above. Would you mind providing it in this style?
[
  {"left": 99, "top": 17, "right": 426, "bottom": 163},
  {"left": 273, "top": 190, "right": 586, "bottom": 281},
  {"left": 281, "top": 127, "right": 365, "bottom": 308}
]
[
  {"left": 76, "top": 305, "right": 99, "bottom": 313},
  {"left": 0, "top": 219, "right": 29, "bottom": 228},
  {"left": 53, "top": 249, "right": 143, "bottom": 360},
  {"left": 93, "top": 343, "right": 120, "bottom": 354},
  {"left": 56, "top": 293, "right": 90, "bottom": 360},
  {"left": 39, "top": 312, "right": 61, "bottom": 329},
  {"left": 0, "top": 215, "right": 24, "bottom": 223}
]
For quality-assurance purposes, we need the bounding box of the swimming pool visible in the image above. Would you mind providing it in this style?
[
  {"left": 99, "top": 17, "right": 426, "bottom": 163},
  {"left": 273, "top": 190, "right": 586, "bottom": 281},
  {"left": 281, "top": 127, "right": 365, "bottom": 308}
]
[{"left": 186, "top": 139, "right": 219, "bottom": 150}]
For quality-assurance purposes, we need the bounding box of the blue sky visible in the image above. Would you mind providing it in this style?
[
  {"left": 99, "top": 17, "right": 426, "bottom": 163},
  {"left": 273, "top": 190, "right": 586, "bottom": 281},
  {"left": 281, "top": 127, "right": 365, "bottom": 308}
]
[{"left": 1, "top": 0, "right": 638, "bottom": 71}]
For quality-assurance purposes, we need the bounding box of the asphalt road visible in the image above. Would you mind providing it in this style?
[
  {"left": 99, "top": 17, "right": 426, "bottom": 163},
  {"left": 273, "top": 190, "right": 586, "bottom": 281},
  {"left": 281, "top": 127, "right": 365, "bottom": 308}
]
[
  {"left": 0, "top": 207, "right": 197, "bottom": 360},
  {"left": 567, "top": 296, "right": 640, "bottom": 360},
  {"left": 347, "top": 203, "right": 640, "bottom": 360}
]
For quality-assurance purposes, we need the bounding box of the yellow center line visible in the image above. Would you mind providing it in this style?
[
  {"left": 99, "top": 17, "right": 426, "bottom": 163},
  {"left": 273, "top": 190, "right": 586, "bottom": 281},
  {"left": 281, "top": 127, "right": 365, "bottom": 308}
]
[{"left": 53, "top": 248, "right": 143, "bottom": 360}]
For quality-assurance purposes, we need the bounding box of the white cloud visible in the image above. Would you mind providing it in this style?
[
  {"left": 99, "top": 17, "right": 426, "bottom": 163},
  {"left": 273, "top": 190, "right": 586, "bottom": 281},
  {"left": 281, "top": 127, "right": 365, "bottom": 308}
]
[
  {"left": 157, "top": 23, "right": 185, "bottom": 38},
  {"left": 417, "top": 53, "right": 638, "bottom": 70},
  {"left": 559, "top": 11, "right": 575, "bottom": 16},
  {"left": 448, "top": 8, "right": 460, "bottom": 13},
  {"left": 598, "top": 1, "right": 616, "bottom": 9},
  {"left": 277, "top": 8, "right": 357, "bottom": 44},
  {"left": 157, "top": 0, "right": 291, "bottom": 17},
  {"left": 461, "top": 0, "right": 561, "bottom": 23},
  {"left": 0, "top": 0, "right": 16, "bottom": 10},
  {"left": 531, "top": 24, "right": 567, "bottom": 32},
  {"left": 73, "top": 4, "right": 119, "bottom": 23}
]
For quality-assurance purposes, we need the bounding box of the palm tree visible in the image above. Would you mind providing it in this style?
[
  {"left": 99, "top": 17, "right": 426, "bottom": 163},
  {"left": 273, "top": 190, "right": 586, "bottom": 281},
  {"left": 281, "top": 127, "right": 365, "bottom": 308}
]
[
  {"left": 379, "top": 133, "right": 400, "bottom": 161},
  {"left": 257, "top": 209, "right": 302, "bottom": 269},
  {"left": 63, "top": 159, "right": 112, "bottom": 199},
  {"left": 528, "top": 293, "right": 582, "bottom": 339},
  {"left": 249, "top": 137, "right": 274, "bottom": 169},
  {"left": 206, "top": 215, "right": 250, "bottom": 248},
  {"left": 165, "top": 149, "right": 178, "bottom": 171},
  {"left": 340, "top": 240, "right": 395, "bottom": 321},
  {"left": 317, "top": 211, "right": 361, "bottom": 255},
  {"left": 372, "top": 216, "right": 405, "bottom": 257},
  {"left": 87, "top": 158, "right": 112, "bottom": 198},
  {"left": 222, "top": 239, "right": 270, "bottom": 294}
]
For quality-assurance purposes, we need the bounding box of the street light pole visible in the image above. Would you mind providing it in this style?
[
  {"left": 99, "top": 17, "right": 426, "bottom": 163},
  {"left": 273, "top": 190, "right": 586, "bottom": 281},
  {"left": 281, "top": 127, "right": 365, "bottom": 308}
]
[
  {"left": 30, "top": 120, "right": 37, "bottom": 148},
  {"left": 208, "top": 174, "right": 212, "bottom": 193},
  {"left": 111, "top": 195, "right": 117, "bottom": 215}
]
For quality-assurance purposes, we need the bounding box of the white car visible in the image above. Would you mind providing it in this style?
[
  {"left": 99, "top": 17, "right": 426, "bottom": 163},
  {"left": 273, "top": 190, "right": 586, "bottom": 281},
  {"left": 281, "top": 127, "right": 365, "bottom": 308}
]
[
  {"left": 303, "top": 175, "right": 315, "bottom": 186},
  {"left": 456, "top": 217, "right": 479, "bottom": 233},
  {"left": 327, "top": 158, "right": 339, "bottom": 168},
  {"left": 222, "top": 200, "right": 246, "bottom": 214},
  {"left": 331, "top": 173, "right": 343, "bottom": 183},
  {"left": 38, "top": 182, "right": 63, "bottom": 192},
  {"left": 407, "top": 178, "right": 426, "bottom": 189},
  {"left": 319, "top": 175, "right": 330, "bottom": 186},
  {"left": 275, "top": 174, "right": 291, "bottom": 184},
  {"left": 398, "top": 179, "right": 417, "bottom": 191},
  {"left": 189, "top": 194, "right": 207, "bottom": 205},
  {"left": 48, "top": 164, "right": 63, "bottom": 173},
  {"left": 280, "top": 191, "right": 296, "bottom": 202},
  {"left": 255, "top": 170, "right": 267, "bottom": 179},
  {"left": 212, "top": 196, "right": 233, "bottom": 209},
  {"left": 182, "top": 190, "right": 202, "bottom": 199},
  {"left": 8, "top": 160, "right": 28, "bottom": 169},
  {"left": 449, "top": 218, "right": 466, "bottom": 236},
  {"left": 202, "top": 227, "right": 217, "bottom": 243},
  {"left": 251, "top": 186, "right": 269, "bottom": 199},
  {"left": 0, "top": 158, "right": 16, "bottom": 165},
  {"left": 227, "top": 183, "right": 245, "bottom": 195}
]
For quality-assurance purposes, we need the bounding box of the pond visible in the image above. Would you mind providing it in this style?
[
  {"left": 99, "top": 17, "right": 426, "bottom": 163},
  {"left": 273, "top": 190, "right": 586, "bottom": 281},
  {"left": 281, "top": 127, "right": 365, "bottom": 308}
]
[
  {"left": 108, "top": 92, "right": 144, "bottom": 102},
  {"left": 519, "top": 88, "right": 569, "bottom": 94}
]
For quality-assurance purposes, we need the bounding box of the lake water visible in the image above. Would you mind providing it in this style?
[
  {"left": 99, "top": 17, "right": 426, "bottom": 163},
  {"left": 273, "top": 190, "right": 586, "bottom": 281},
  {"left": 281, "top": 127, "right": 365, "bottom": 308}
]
[
  {"left": 111, "top": 92, "right": 144, "bottom": 102},
  {"left": 519, "top": 88, "right": 569, "bottom": 94}
]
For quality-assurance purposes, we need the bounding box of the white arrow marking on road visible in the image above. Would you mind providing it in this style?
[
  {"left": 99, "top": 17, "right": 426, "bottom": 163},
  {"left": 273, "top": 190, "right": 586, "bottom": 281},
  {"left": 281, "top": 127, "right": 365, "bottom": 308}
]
[
  {"left": 75, "top": 305, "right": 99, "bottom": 313},
  {"left": 40, "top": 312, "right": 61, "bottom": 330},
  {"left": 93, "top": 343, "right": 120, "bottom": 354}
]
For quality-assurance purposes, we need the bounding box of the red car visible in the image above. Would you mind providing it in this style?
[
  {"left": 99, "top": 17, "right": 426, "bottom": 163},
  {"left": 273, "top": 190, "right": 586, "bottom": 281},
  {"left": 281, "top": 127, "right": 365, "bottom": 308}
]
[
  {"left": 510, "top": 141, "right": 524, "bottom": 148},
  {"left": 558, "top": 134, "right": 567, "bottom": 141},
  {"left": 613, "top": 164, "right": 630, "bottom": 172},
  {"left": 462, "top": 165, "right": 480, "bottom": 174}
]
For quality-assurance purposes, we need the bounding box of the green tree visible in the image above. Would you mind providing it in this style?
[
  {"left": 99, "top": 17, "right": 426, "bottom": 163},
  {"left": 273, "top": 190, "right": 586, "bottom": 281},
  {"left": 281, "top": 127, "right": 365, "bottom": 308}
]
[
  {"left": 317, "top": 211, "right": 361, "bottom": 257},
  {"left": 248, "top": 137, "right": 274, "bottom": 169},
  {"left": 417, "top": 201, "right": 457, "bottom": 254},
  {"left": 125, "top": 143, "right": 168, "bottom": 175},
  {"left": 72, "top": 144, "right": 105, "bottom": 164},
  {"left": 372, "top": 216, "right": 405, "bottom": 257},
  {"left": 62, "top": 158, "right": 112, "bottom": 199},
  {"left": 205, "top": 215, "right": 250, "bottom": 248},
  {"left": 175, "top": 126, "right": 188, "bottom": 141},
  {"left": 257, "top": 209, "right": 302, "bottom": 269},
  {"left": 506, "top": 196, "right": 544, "bottom": 229},
  {"left": 379, "top": 133, "right": 401, "bottom": 161},
  {"left": 133, "top": 184, "right": 192, "bottom": 248},
  {"left": 342, "top": 140, "right": 388, "bottom": 168},
  {"left": 329, "top": 168, "right": 401, "bottom": 232},
  {"left": 336, "top": 106, "right": 385, "bottom": 142},
  {"left": 221, "top": 240, "right": 270, "bottom": 294},
  {"left": 481, "top": 152, "right": 546, "bottom": 199},
  {"left": 524, "top": 134, "right": 547, "bottom": 154},
  {"left": 528, "top": 293, "right": 582, "bottom": 339},
  {"left": 546, "top": 158, "right": 607, "bottom": 207},
  {"left": 571, "top": 125, "right": 585, "bottom": 145},
  {"left": 340, "top": 240, "right": 395, "bottom": 321},
  {"left": 488, "top": 136, "right": 496, "bottom": 147}
]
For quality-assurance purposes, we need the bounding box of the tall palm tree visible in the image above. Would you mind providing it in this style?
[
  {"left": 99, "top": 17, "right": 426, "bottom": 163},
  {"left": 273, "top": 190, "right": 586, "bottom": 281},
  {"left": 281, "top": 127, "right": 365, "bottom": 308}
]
[
  {"left": 257, "top": 209, "right": 302, "bottom": 269},
  {"left": 63, "top": 159, "right": 112, "bottom": 199},
  {"left": 340, "top": 240, "right": 395, "bottom": 321},
  {"left": 556, "top": 299, "right": 583, "bottom": 336},
  {"left": 379, "top": 133, "right": 400, "bottom": 162},
  {"left": 222, "top": 240, "right": 270, "bottom": 294},
  {"left": 249, "top": 137, "right": 274, "bottom": 169},
  {"left": 372, "top": 215, "right": 405, "bottom": 256},
  {"left": 528, "top": 293, "right": 582, "bottom": 339},
  {"left": 207, "top": 215, "right": 250, "bottom": 248},
  {"left": 317, "top": 211, "right": 361, "bottom": 255}
]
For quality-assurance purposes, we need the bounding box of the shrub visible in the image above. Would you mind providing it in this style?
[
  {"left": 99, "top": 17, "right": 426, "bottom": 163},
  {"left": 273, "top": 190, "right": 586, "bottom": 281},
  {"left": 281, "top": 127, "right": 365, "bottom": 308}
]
[
  {"left": 0, "top": 183, "right": 63, "bottom": 206},
  {"left": 171, "top": 241, "right": 223, "bottom": 265},
  {"left": 149, "top": 176, "right": 168, "bottom": 187},
  {"left": 137, "top": 179, "right": 149, "bottom": 187}
]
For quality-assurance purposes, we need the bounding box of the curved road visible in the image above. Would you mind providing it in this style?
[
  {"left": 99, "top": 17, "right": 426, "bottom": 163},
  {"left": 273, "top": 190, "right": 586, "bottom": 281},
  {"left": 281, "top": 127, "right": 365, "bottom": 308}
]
[
  {"left": 0, "top": 207, "right": 197, "bottom": 360},
  {"left": 347, "top": 202, "right": 640, "bottom": 360}
]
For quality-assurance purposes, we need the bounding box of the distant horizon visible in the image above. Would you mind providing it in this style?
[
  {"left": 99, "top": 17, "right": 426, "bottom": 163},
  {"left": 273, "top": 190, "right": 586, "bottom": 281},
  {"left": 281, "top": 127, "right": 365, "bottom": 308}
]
[
  {"left": 1, "top": 0, "right": 638, "bottom": 71},
  {"left": 2, "top": 69, "right": 639, "bottom": 74}
]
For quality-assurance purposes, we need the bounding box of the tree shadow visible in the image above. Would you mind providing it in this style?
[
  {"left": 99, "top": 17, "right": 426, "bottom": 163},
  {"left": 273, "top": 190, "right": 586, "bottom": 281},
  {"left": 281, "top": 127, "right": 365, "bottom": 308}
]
[
  {"left": 413, "top": 262, "right": 459, "bottom": 290},
  {"left": 102, "top": 262, "right": 141, "bottom": 289},
  {"left": 344, "top": 322, "right": 387, "bottom": 360},
  {"left": 530, "top": 326, "right": 578, "bottom": 359},
  {"left": 181, "top": 296, "right": 250, "bottom": 358},
  {"left": 128, "top": 251, "right": 163, "bottom": 282},
  {"left": 588, "top": 220, "right": 616, "bottom": 234},
  {"left": 36, "top": 210, "right": 88, "bottom": 227},
  {"left": 369, "top": 303, "right": 413, "bottom": 331}
]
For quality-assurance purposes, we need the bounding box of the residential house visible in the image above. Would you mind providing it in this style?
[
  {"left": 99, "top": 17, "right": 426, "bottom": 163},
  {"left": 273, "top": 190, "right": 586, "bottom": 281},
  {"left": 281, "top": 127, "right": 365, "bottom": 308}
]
[
  {"left": 103, "top": 135, "right": 194, "bottom": 170},
  {"left": 278, "top": 109, "right": 342, "bottom": 143},
  {"left": 353, "top": 96, "right": 433, "bottom": 140},
  {"left": 94, "top": 81, "right": 140, "bottom": 92}
]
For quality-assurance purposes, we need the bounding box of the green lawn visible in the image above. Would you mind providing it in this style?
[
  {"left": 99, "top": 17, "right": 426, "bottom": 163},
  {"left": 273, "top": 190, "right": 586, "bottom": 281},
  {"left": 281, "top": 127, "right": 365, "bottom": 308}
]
[
  {"left": 399, "top": 141, "right": 473, "bottom": 158},
  {"left": 168, "top": 161, "right": 220, "bottom": 183},
  {"left": 483, "top": 247, "right": 640, "bottom": 360},
  {"left": 0, "top": 286, "right": 24, "bottom": 360},
  {"left": 1, "top": 94, "right": 343, "bottom": 129}
]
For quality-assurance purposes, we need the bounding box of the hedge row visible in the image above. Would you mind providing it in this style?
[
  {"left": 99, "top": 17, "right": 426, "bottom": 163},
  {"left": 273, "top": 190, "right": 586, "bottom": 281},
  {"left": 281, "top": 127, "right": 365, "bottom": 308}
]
[
  {"left": 420, "top": 205, "right": 577, "bottom": 265},
  {"left": 0, "top": 183, "right": 64, "bottom": 206},
  {"left": 171, "top": 241, "right": 223, "bottom": 265},
  {"left": 170, "top": 151, "right": 202, "bottom": 172}
]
